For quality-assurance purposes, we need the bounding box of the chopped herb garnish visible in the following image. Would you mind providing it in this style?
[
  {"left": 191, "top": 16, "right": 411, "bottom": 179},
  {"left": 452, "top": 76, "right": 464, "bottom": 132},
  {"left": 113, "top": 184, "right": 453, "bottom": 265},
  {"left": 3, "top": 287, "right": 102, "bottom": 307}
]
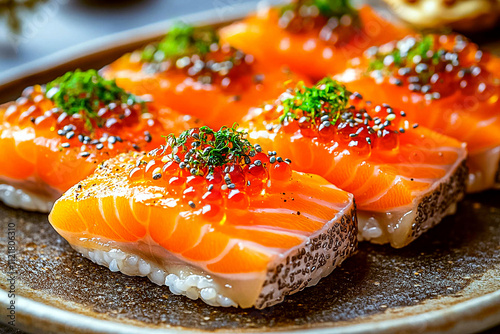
[
  {"left": 281, "top": 0, "right": 356, "bottom": 19},
  {"left": 165, "top": 125, "right": 255, "bottom": 175},
  {"left": 279, "top": 78, "right": 351, "bottom": 125},
  {"left": 45, "top": 69, "right": 143, "bottom": 130},
  {"left": 368, "top": 35, "right": 441, "bottom": 72},
  {"left": 142, "top": 22, "right": 218, "bottom": 63},
  {"left": 313, "top": 0, "right": 356, "bottom": 19}
]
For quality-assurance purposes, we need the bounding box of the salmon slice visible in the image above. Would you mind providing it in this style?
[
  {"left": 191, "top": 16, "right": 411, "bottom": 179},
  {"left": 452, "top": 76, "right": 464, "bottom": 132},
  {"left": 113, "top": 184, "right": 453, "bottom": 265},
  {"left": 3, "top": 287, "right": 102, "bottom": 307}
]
[
  {"left": 48, "top": 126, "right": 357, "bottom": 308},
  {"left": 337, "top": 33, "right": 500, "bottom": 192},
  {"left": 100, "top": 22, "right": 305, "bottom": 129},
  {"left": 0, "top": 69, "right": 197, "bottom": 212},
  {"left": 219, "top": 2, "right": 410, "bottom": 80},
  {"left": 244, "top": 79, "right": 467, "bottom": 248}
]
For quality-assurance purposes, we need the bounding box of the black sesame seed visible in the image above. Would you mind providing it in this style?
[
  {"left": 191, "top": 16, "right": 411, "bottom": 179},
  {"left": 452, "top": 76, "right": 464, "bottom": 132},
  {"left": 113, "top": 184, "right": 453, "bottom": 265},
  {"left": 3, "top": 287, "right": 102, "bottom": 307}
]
[
  {"left": 153, "top": 173, "right": 162, "bottom": 180},
  {"left": 96, "top": 143, "right": 104, "bottom": 150},
  {"left": 399, "top": 128, "right": 405, "bottom": 133},
  {"left": 285, "top": 158, "right": 292, "bottom": 164},
  {"left": 190, "top": 168, "right": 197, "bottom": 175},
  {"left": 353, "top": 92, "right": 363, "bottom": 99},
  {"left": 415, "top": 63, "right": 428, "bottom": 73},
  {"left": 244, "top": 156, "right": 251, "bottom": 164},
  {"left": 408, "top": 76, "right": 420, "bottom": 83},
  {"left": 383, "top": 120, "right": 390, "bottom": 127},
  {"left": 115, "top": 136, "right": 123, "bottom": 143},
  {"left": 192, "top": 133, "right": 200, "bottom": 139},
  {"left": 228, "top": 183, "right": 236, "bottom": 189},
  {"left": 270, "top": 156, "right": 276, "bottom": 164},
  {"left": 400, "top": 111, "right": 406, "bottom": 117},
  {"left": 421, "top": 85, "right": 431, "bottom": 94},
  {"left": 254, "top": 144, "right": 262, "bottom": 153},
  {"left": 408, "top": 83, "right": 422, "bottom": 92},
  {"left": 78, "top": 134, "right": 84, "bottom": 142},
  {"left": 179, "top": 162, "right": 186, "bottom": 169},
  {"left": 277, "top": 157, "right": 283, "bottom": 163},
  {"left": 413, "top": 123, "right": 419, "bottom": 128},
  {"left": 349, "top": 133, "right": 358, "bottom": 137},
  {"left": 254, "top": 160, "right": 262, "bottom": 166},
  {"left": 398, "top": 67, "right": 411, "bottom": 76},
  {"left": 132, "top": 144, "right": 140, "bottom": 151},
  {"left": 80, "top": 152, "right": 90, "bottom": 157},
  {"left": 188, "top": 201, "right": 196, "bottom": 208},
  {"left": 208, "top": 184, "right": 214, "bottom": 191},
  {"left": 348, "top": 140, "right": 358, "bottom": 147},
  {"left": 366, "top": 137, "right": 372, "bottom": 145}
]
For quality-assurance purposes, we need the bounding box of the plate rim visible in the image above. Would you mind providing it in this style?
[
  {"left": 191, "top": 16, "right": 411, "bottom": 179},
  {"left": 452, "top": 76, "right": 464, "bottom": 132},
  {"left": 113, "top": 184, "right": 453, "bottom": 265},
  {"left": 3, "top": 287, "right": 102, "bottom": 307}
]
[
  {"left": 1, "top": 285, "right": 499, "bottom": 334},
  {"left": 0, "top": 1, "right": 499, "bottom": 333}
]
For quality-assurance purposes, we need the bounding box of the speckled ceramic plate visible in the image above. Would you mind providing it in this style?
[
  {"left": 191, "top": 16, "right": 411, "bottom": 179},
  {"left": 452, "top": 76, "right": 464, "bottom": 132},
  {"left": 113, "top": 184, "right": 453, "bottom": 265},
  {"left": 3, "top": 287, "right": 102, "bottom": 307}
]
[{"left": 0, "top": 2, "right": 500, "bottom": 334}]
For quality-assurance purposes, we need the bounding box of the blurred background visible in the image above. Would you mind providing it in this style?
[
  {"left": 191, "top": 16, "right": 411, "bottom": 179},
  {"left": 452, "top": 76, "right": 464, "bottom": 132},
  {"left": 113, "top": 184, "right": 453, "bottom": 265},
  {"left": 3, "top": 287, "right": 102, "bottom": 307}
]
[{"left": 0, "top": 0, "right": 259, "bottom": 74}]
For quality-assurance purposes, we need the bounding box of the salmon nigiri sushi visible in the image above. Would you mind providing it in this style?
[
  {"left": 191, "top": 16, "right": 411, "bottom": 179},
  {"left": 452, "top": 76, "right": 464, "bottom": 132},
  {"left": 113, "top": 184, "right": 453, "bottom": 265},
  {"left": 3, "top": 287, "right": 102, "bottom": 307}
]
[
  {"left": 0, "top": 69, "right": 196, "bottom": 212},
  {"left": 244, "top": 79, "right": 468, "bottom": 248},
  {"left": 48, "top": 126, "right": 357, "bottom": 308},
  {"left": 337, "top": 34, "right": 500, "bottom": 192},
  {"left": 219, "top": 0, "right": 410, "bottom": 80},
  {"left": 101, "top": 22, "right": 304, "bottom": 129}
]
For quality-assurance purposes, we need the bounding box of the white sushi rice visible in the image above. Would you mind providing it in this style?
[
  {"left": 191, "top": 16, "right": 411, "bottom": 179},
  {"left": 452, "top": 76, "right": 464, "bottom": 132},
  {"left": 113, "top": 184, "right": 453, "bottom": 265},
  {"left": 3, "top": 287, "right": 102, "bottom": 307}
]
[
  {"left": 0, "top": 183, "right": 53, "bottom": 212},
  {"left": 72, "top": 245, "right": 237, "bottom": 308}
]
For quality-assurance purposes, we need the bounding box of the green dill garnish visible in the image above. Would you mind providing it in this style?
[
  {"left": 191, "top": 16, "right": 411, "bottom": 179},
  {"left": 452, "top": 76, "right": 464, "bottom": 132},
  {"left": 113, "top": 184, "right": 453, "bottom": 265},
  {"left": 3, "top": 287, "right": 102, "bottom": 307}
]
[
  {"left": 368, "top": 35, "right": 441, "bottom": 71},
  {"left": 279, "top": 78, "right": 351, "bottom": 125},
  {"left": 313, "top": 0, "right": 356, "bottom": 19},
  {"left": 280, "top": 0, "right": 358, "bottom": 29},
  {"left": 166, "top": 125, "right": 255, "bottom": 175},
  {"left": 45, "top": 69, "right": 143, "bottom": 130},
  {"left": 142, "top": 22, "right": 218, "bottom": 63}
]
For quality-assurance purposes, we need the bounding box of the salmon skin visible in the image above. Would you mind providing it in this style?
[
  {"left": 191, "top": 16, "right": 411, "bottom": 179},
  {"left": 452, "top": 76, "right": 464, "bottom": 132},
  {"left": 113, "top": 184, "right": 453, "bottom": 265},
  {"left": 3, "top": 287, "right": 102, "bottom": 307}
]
[
  {"left": 219, "top": 1, "right": 410, "bottom": 81},
  {"left": 48, "top": 126, "right": 357, "bottom": 308},
  {"left": 101, "top": 22, "right": 304, "bottom": 129},
  {"left": 244, "top": 78, "right": 467, "bottom": 248},
  {"left": 337, "top": 34, "right": 500, "bottom": 192},
  {"left": 0, "top": 69, "right": 197, "bottom": 212}
]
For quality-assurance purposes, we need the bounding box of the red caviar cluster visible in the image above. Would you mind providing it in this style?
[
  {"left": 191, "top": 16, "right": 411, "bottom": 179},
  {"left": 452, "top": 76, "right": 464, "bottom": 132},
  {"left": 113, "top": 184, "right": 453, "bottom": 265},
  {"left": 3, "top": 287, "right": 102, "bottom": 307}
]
[
  {"left": 3, "top": 85, "right": 160, "bottom": 158},
  {"left": 368, "top": 34, "right": 499, "bottom": 101},
  {"left": 128, "top": 127, "right": 292, "bottom": 218}
]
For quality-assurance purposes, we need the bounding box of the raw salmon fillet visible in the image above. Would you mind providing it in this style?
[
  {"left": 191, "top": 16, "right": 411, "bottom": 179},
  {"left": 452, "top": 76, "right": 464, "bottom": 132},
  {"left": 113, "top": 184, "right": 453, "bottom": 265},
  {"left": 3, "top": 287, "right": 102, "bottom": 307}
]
[
  {"left": 219, "top": 1, "right": 410, "bottom": 80},
  {"left": 337, "top": 34, "right": 500, "bottom": 192},
  {"left": 101, "top": 22, "right": 304, "bottom": 129},
  {"left": 49, "top": 126, "right": 357, "bottom": 308},
  {"left": 244, "top": 79, "right": 468, "bottom": 248},
  {"left": 0, "top": 70, "right": 196, "bottom": 212}
]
